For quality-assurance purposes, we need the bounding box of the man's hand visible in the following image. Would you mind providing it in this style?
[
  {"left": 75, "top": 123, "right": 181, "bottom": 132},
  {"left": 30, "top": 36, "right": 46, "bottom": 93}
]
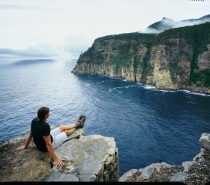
[
  {"left": 43, "top": 135, "right": 64, "bottom": 168},
  {"left": 16, "top": 145, "right": 26, "bottom": 152},
  {"left": 15, "top": 130, "right": 32, "bottom": 152},
  {"left": 54, "top": 158, "right": 64, "bottom": 167}
]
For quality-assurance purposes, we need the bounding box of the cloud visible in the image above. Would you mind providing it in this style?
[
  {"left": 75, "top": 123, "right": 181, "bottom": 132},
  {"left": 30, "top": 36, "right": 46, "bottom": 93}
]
[
  {"left": 63, "top": 35, "right": 93, "bottom": 57},
  {"left": 140, "top": 15, "right": 210, "bottom": 34},
  {"left": 0, "top": 4, "right": 26, "bottom": 9},
  {"left": 0, "top": 1, "right": 58, "bottom": 11},
  {"left": 140, "top": 28, "right": 161, "bottom": 34},
  {"left": 0, "top": 44, "right": 59, "bottom": 58},
  {"left": 0, "top": 39, "right": 93, "bottom": 59},
  {"left": 174, "top": 19, "right": 210, "bottom": 28}
]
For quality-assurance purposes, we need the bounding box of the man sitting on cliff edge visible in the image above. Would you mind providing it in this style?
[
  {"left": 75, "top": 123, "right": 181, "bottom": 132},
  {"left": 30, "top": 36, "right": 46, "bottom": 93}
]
[{"left": 16, "top": 106, "right": 86, "bottom": 167}]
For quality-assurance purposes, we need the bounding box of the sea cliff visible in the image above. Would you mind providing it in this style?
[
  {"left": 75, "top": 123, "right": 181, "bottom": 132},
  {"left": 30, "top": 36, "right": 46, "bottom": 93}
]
[{"left": 72, "top": 22, "right": 210, "bottom": 94}]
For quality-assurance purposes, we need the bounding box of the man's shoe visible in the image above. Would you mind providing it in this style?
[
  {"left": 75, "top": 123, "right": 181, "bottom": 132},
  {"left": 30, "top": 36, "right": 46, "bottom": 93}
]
[
  {"left": 77, "top": 114, "right": 84, "bottom": 121},
  {"left": 80, "top": 115, "right": 86, "bottom": 127},
  {"left": 75, "top": 114, "right": 86, "bottom": 128}
]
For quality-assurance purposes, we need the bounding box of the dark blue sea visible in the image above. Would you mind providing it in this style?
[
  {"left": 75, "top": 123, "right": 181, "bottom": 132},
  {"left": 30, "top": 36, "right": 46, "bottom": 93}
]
[{"left": 0, "top": 57, "right": 210, "bottom": 176}]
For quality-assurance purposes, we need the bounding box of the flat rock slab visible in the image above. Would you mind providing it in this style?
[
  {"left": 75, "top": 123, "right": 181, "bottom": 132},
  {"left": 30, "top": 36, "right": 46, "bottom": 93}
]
[{"left": 43, "top": 135, "right": 118, "bottom": 182}]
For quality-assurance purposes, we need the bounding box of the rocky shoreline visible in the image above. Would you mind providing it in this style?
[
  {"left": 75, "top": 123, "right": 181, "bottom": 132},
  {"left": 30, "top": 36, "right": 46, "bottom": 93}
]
[
  {"left": 119, "top": 147, "right": 210, "bottom": 184},
  {"left": 119, "top": 133, "right": 210, "bottom": 184}
]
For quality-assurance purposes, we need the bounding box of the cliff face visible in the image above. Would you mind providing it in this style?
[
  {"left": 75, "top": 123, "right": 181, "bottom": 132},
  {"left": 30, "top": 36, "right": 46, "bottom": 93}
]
[{"left": 72, "top": 22, "right": 210, "bottom": 94}]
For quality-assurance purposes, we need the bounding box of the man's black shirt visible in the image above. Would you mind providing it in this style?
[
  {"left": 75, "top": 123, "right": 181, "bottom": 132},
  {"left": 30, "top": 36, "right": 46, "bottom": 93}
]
[{"left": 31, "top": 117, "right": 52, "bottom": 152}]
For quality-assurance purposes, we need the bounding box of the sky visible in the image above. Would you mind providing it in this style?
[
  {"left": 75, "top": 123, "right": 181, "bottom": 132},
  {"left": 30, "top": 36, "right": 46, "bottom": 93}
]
[{"left": 0, "top": 0, "right": 210, "bottom": 58}]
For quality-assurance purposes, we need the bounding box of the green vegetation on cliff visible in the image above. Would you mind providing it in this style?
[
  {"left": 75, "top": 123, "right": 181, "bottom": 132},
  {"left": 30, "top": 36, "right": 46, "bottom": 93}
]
[
  {"left": 79, "top": 32, "right": 155, "bottom": 64},
  {"left": 155, "top": 22, "right": 210, "bottom": 50},
  {"left": 95, "top": 32, "right": 155, "bottom": 47}
]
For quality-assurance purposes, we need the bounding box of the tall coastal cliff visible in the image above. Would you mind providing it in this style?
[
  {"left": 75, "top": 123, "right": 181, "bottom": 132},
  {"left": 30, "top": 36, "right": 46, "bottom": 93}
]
[{"left": 72, "top": 22, "right": 210, "bottom": 94}]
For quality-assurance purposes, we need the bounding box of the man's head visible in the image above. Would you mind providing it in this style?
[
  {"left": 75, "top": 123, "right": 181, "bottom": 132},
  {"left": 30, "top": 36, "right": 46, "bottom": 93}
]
[{"left": 37, "top": 107, "right": 50, "bottom": 121}]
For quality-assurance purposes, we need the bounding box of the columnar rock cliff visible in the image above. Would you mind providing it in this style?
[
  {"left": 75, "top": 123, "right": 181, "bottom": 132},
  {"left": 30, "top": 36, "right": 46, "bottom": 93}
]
[{"left": 72, "top": 22, "right": 210, "bottom": 94}]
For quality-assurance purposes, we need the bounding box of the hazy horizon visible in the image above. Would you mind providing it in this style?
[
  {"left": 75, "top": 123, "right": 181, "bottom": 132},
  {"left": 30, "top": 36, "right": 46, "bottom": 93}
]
[{"left": 0, "top": 0, "right": 209, "bottom": 59}]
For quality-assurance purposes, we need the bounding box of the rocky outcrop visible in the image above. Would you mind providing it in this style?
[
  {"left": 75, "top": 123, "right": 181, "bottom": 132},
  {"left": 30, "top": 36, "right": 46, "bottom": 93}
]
[
  {"left": 119, "top": 133, "right": 210, "bottom": 184},
  {"left": 199, "top": 133, "right": 210, "bottom": 150},
  {"left": 1, "top": 129, "right": 210, "bottom": 183},
  {"left": 0, "top": 127, "right": 119, "bottom": 182},
  {"left": 72, "top": 22, "right": 210, "bottom": 94}
]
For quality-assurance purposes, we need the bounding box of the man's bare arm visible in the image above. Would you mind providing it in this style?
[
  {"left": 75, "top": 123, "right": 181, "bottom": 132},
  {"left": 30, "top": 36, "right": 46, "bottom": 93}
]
[
  {"left": 16, "top": 128, "right": 32, "bottom": 152},
  {"left": 43, "top": 135, "right": 64, "bottom": 167}
]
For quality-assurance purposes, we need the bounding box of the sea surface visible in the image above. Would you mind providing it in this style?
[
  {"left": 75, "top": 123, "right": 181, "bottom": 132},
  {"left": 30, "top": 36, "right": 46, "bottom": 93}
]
[{"left": 0, "top": 57, "right": 210, "bottom": 176}]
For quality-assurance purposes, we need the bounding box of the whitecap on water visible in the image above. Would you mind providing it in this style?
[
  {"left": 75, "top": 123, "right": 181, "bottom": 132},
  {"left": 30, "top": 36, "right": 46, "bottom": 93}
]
[
  {"left": 144, "top": 85, "right": 156, "bottom": 89},
  {"left": 109, "top": 86, "right": 124, "bottom": 91},
  {"left": 137, "top": 83, "right": 156, "bottom": 89},
  {"left": 179, "top": 90, "right": 210, "bottom": 97},
  {"left": 97, "top": 80, "right": 104, "bottom": 84},
  {"left": 159, "top": 89, "right": 176, "bottom": 93},
  {"left": 125, "top": 85, "right": 136, "bottom": 88}
]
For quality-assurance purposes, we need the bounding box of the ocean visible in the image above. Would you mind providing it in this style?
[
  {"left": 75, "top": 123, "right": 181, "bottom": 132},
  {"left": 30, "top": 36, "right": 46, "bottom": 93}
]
[{"left": 0, "top": 57, "right": 210, "bottom": 176}]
